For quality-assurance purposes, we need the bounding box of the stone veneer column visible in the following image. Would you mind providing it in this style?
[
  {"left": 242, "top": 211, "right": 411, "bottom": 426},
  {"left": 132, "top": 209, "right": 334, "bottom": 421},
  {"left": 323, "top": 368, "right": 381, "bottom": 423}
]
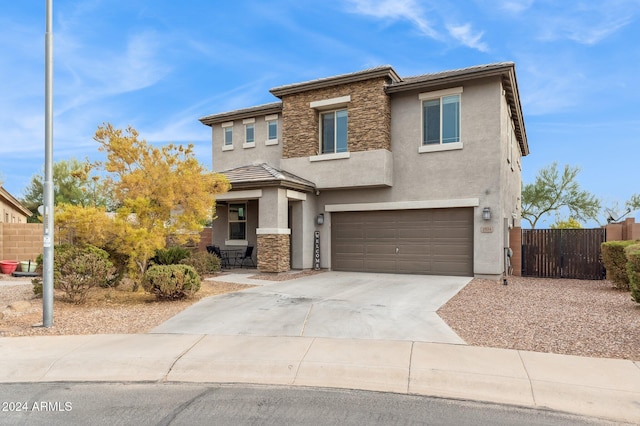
[
  {"left": 257, "top": 187, "right": 290, "bottom": 273},
  {"left": 257, "top": 233, "right": 290, "bottom": 273}
]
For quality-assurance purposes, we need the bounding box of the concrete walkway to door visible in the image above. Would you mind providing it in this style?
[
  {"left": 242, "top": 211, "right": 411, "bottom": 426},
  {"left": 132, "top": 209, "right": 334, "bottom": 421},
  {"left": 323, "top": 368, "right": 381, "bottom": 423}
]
[{"left": 151, "top": 271, "right": 471, "bottom": 344}]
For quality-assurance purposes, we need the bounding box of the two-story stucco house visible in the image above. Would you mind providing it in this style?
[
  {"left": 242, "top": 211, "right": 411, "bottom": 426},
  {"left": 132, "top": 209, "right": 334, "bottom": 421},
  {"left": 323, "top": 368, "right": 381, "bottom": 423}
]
[{"left": 200, "top": 62, "right": 529, "bottom": 279}]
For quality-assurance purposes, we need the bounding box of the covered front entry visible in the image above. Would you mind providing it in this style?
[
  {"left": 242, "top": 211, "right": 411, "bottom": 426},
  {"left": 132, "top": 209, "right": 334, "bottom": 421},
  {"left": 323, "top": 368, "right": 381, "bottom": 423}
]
[{"left": 331, "top": 208, "right": 474, "bottom": 276}]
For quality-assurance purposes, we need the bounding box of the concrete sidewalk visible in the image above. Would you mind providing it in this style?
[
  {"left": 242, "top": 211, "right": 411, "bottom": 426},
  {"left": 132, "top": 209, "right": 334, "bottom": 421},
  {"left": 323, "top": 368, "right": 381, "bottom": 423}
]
[{"left": 1, "top": 333, "right": 639, "bottom": 424}]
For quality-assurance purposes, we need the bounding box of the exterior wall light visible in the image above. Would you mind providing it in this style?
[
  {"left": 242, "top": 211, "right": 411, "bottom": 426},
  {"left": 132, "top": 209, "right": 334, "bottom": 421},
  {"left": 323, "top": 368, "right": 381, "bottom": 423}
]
[
  {"left": 482, "top": 207, "right": 491, "bottom": 221},
  {"left": 316, "top": 213, "right": 324, "bottom": 225}
]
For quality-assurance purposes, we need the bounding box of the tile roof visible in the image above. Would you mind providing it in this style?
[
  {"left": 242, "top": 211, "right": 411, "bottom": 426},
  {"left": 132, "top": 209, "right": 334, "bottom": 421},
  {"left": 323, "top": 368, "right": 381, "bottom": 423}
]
[
  {"left": 270, "top": 65, "right": 401, "bottom": 97},
  {"left": 199, "top": 102, "right": 282, "bottom": 126},
  {"left": 219, "top": 163, "right": 315, "bottom": 191}
]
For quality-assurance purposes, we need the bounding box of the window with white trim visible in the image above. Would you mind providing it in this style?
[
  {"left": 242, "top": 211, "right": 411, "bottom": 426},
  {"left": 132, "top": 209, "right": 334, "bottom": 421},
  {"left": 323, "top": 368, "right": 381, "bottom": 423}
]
[
  {"left": 419, "top": 87, "right": 462, "bottom": 147},
  {"left": 222, "top": 122, "right": 233, "bottom": 147},
  {"left": 320, "top": 109, "right": 348, "bottom": 154},
  {"left": 268, "top": 121, "right": 277, "bottom": 141},
  {"left": 228, "top": 203, "right": 247, "bottom": 240},
  {"left": 265, "top": 114, "right": 279, "bottom": 145},
  {"left": 243, "top": 118, "right": 255, "bottom": 148}
]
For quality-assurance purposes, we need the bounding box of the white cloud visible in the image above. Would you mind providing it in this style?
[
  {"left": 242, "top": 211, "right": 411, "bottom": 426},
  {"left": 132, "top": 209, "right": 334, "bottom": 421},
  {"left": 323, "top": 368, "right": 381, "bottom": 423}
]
[
  {"left": 446, "top": 23, "right": 488, "bottom": 52},
  {"left": 535, "top": 2, "right": 639, "bottom": 45},
  {"left": 347, "top": 0, "right": 441, "bottom": 40},
  {"left": 496, "top": 0, "right": 535, "bottom": 14},
  {"left": 347, "top": 0, "right": 492, "bottom": 51}
]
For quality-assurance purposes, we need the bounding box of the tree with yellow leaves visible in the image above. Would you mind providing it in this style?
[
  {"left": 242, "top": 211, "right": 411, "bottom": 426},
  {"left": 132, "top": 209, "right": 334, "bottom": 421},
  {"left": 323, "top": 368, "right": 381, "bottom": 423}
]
[{"left": 59, "top": 123, "right": 230, "bottom": 286}]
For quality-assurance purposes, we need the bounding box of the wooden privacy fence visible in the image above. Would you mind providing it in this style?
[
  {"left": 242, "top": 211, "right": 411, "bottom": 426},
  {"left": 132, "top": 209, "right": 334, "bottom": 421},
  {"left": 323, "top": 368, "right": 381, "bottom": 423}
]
[{"left": 521, "top": 228, "right": 606, "bottom": 280}]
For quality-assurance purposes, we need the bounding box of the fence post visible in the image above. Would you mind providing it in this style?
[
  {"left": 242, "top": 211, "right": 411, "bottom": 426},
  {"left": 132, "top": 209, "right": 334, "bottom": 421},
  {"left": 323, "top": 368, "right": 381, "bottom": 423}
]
[{"left": 509, "top": 226, "right": 522, "bottom": 276}]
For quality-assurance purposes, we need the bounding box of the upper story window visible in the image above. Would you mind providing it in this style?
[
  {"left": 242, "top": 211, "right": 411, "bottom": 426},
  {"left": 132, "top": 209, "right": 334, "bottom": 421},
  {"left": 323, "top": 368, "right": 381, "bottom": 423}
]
[
  {"left": 418, "top": 87, "right": 463, "bottom": 153},
  {"left": 265, "top": 114, "right": 279, "bottom": 145},
  {"left": 321, "top": 109, "right": 348, "bottom": 154},
  {"left": 310, "top": 95, "right": 351, "bottom": 157},
  {"left": 245, "top": 124, "right": 254, "bottom": 143},
  {"left": 243, "top": 118, "right": 255, "bottom": 148},
  {"left": 222, "top": 121, "right": 233, "bottom": 151}
]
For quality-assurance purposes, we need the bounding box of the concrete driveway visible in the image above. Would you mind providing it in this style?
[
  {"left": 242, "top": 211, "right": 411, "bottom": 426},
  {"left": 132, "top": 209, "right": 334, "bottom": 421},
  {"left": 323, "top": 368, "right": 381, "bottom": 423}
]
[{"left": 151, "top": 272, "right": 471, "bottom": 344}]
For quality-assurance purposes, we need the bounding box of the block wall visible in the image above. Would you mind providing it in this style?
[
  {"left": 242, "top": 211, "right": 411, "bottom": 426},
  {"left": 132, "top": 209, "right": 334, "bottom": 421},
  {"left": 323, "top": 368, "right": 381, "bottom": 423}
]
[{"left": 0, "top": 223, "right": 44, "bottom": 261}]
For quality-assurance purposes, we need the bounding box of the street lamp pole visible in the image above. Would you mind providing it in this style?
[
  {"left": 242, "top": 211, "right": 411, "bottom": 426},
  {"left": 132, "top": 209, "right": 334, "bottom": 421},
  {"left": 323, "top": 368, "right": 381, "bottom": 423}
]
[{"left": 43, "top": 0, "right": 54, "bottom": 327}]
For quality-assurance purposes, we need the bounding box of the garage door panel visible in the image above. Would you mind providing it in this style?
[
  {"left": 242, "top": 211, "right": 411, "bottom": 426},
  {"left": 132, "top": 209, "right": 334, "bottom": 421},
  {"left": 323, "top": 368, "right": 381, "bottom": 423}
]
[
  {"left": 334, "top": 244, "right": 364, "bottom": 256},
  {"left": 334, "top": 226, "right": 364, "bottom": 240},
  {"left": 365, "top": 228, "right": 397, "bottom": 240},
  {"left": 331, "top": 208, "right": 473, "bottom": 276},
  {"left": 366, "top": 244, "right": 397, "bottom": 255}
]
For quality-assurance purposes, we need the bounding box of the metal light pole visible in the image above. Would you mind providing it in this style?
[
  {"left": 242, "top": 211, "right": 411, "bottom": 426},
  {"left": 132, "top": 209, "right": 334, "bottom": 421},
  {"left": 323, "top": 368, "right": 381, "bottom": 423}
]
[{"left": 42, "top": 0, "right": 54, "bottom": 327}]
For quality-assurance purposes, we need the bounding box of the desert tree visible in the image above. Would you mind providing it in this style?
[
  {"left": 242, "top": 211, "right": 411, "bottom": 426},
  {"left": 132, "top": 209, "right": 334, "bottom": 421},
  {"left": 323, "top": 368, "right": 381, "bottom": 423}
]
[{"left": 521, "top": 162, "right": 600, "bottom": 229}]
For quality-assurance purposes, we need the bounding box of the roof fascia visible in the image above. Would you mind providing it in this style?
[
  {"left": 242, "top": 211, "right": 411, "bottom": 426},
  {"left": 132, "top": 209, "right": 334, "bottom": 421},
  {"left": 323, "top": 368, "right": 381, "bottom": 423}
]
[
  {"left": 0, "top": 186, "right": 32, "bottom": 216},
  {"left": 270, "top": 67, "right": 401, "bottom": 98},
  {"left": 199, "top": 103, "right": 282, "bottom": 126}
]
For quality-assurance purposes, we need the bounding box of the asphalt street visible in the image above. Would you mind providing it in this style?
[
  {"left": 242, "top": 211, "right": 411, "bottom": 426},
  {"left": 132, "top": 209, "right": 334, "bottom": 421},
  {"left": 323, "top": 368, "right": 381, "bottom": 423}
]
[{"left": 0, "top": 383, "right": 622, "bottom": 426}]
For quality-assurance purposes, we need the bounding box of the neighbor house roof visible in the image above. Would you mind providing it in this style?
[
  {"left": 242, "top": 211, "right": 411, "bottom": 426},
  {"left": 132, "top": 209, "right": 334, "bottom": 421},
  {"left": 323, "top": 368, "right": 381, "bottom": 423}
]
[
  {"left": 219, "top": 163, "right": 315, "bottom": 192},
  {"left": 0, "top": 186, "right": 32, "bottom": 217}
]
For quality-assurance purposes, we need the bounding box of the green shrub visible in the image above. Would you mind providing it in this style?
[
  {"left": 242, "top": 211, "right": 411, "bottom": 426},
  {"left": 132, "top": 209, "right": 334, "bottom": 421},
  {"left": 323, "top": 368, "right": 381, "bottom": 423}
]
[
  {"left": 142, "top": 264, "right": 201, "bottom": 300},
  {"left": 625, "top": 244, "right": 640, "bottom": 303},
  {"left": 179, "top": 251, "right": 221, "bottom": 276},
  {"left": 151, "top": 246, "right": 191, "bottom": 266},
  {"left": 53, "top": 245, "right": 115, "bottom": 304},
  {"left": 32, "top": 278, "right": 42, "bottom": 298},
  {"left": 601, "top": 240, "right": 639, "bottom": 290}
]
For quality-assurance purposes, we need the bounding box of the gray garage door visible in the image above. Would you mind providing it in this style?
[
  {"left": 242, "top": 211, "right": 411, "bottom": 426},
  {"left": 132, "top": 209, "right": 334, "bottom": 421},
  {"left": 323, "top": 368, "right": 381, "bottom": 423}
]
[{"left": 331, "top": 208, "right": 473, "bottom": 276}]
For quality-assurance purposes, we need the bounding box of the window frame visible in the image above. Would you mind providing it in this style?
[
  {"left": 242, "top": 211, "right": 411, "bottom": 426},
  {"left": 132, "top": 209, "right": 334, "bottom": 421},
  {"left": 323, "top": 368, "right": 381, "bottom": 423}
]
[
  {"left": 418, "top": 87, "right": 463, "bottom": 154},
  {"left": 319, "top": 108, "right": 348, "bottom": 155},
  {"left": 243, "top": 118, "right": 255, "bottom": 149},
  {"left": 265, "top": 114, "right": 279, "bottom": 145},
  {"left": 221, "top": 121, "right": 234, "bottom": 151},
  {"left": 227, "top": 202, "right": 247, "bottom": 244}
]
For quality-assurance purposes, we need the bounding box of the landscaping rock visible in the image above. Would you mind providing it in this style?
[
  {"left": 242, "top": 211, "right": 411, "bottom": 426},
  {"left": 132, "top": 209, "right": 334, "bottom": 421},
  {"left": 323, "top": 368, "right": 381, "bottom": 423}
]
[{"left": 8, "top": 300, "right": 31, "bottom": 312}]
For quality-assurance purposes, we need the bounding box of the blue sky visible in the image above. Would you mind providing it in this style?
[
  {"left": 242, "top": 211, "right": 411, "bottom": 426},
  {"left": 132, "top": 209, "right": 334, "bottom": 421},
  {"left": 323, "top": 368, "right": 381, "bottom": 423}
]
[{"left": 1, "top": 0, "right": 639, "bottom": 227}]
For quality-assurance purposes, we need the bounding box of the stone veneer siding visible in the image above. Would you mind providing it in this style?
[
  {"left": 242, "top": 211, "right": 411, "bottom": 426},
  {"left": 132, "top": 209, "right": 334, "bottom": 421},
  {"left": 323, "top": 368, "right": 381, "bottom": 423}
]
[
  {"left": 257, "top": 233, "right": 290, "bottom": 273},
  {"left": 281, "top": 77, "right": 391, "bottom": 158}
]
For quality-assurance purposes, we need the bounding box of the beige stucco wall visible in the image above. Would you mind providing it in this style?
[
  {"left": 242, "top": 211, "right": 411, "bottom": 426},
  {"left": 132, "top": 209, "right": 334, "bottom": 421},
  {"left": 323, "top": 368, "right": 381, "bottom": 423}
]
[
  {"left": 211, "top": 115, "right": 283, "bottom": 172},
  {"left": 207, "top": 75, "right": 525, "bottom": 278},
  {"left": 304, "top": 76, "right": 522, "bottom": 278}
]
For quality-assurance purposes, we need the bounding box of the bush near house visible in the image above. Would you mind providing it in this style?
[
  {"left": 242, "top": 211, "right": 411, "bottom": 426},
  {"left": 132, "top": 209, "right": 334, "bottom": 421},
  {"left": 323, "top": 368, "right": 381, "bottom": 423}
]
[
  {"left": 179, "top": 251, "right": 221, "bottom": 276},
  {"left": 142, "top": 264, "right": 201, "bottom": 300},
  {"left": 53, "top": 244, "right": 115, "bottom": 304},
  {"left": 151, "top": 246, "right": 191, "bottom": 266},
  {"left": 601, "top": 240, "right": 639, "bottom": 290},
  {"left": 625, "top": 244, "right": 640, "bottom": 303}
]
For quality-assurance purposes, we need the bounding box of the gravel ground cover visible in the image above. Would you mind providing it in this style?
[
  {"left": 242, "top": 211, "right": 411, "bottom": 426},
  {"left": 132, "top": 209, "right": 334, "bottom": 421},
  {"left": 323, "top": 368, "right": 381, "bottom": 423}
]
[
  {"left": 437, "top": 276, "right": 640, "bottom": 361},
  {"left": 0, "top": 275, "right": 254, "bottom": 337},
  {"left": 2, "top": 273, "right": 639, "bottom": 361}
]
